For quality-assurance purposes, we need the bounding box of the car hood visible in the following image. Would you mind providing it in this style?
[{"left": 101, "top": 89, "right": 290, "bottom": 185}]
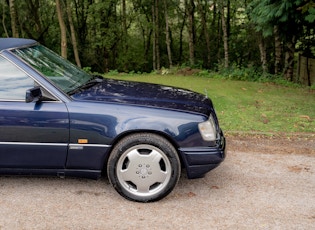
[{"left": 71, "top": 78, "right": 213, "bottom": 115}]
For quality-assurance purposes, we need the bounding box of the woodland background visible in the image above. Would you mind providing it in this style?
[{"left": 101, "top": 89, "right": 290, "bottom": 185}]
[{"left": 1, "top": 0, "right": 315, "bottom": 85}]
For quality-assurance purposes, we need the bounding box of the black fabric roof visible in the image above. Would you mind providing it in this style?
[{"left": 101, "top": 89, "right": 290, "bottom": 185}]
[{"left": 0, "top": 38, "right": 37, "bottom": 51}]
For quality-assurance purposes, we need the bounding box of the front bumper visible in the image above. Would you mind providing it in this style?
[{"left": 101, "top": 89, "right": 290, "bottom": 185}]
[{"left": 179, "top": 131, "right": 226, "bottom": 179}]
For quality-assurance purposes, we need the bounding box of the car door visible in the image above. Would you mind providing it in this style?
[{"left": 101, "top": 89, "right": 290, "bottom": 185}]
[{"left": 0, "top": 55, "right": 69, "bottom": 169}]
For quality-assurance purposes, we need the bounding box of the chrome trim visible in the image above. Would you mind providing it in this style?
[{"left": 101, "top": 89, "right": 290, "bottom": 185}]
[
  {"left": 0, "top": 142, "right": 67, "bottom": 146},
  {"left": 0, "top": 99, "right": 64, "bottom": 103},
  {"left": 0, "top": 142, "right": 111, "bottom": 148},
  {"left": 69, "top": 144, "right": 111, "bottom": 148}
]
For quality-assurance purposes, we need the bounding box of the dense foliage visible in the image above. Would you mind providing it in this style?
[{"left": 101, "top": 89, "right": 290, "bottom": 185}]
[{"left": 1, "top": 0, "right": 314, "bottom": 81}]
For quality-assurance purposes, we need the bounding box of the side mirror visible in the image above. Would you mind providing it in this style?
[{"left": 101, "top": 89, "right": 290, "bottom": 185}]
[{"left": 26, "top": 86, "right": 42, "bottom": 103}]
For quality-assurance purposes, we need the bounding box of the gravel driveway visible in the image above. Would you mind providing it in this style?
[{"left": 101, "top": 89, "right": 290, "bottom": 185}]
[{"left": 0, "top": 136, "right": 314, "bottom": 229}]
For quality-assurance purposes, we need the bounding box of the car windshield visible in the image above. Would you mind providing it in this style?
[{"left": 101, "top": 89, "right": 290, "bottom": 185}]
[{"left": 12, "top": 45, "right": 93, "bottom": 94}]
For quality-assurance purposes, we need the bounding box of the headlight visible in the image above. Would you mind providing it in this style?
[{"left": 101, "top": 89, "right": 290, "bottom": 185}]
[{"left": 198, "top": 115, "right": 217, "bottom": 141}]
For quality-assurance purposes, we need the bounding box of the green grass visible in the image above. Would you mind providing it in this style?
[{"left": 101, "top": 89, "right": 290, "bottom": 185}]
[{"left": 106, "top": 74, "right": 315, "bottom": 135}]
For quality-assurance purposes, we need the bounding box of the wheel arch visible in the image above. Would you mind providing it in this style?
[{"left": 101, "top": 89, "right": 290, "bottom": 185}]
[{"left": 102, "top": 130, "right": 183, "bottom": 172}]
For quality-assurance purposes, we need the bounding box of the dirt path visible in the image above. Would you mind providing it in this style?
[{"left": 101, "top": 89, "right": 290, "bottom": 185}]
[{"left": 0, "top": 136, "right": 314, "bottom": 229}]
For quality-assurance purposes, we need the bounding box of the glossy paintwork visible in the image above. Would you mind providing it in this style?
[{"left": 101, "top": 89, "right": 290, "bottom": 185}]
[
  {"left": 0, "top": 39, "right": 226, "bottom": 179},
  {"left": 67, "top": 100, "right": 207, "bottom": 145},
  {"left": 72, "top": 78, "right": 213, "bottom": 116},
  {"left": 0, "top": 100, "right": 68, "bottom": 168}
]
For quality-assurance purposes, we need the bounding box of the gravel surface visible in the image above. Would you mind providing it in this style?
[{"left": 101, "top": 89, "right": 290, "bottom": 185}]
[{"left": 0, "top": 136, "right": 314, "bottom": 229}]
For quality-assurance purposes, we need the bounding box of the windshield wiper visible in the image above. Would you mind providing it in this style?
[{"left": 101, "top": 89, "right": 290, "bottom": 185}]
[{"left": 68, "top": 76, "right": 103, "bottom": 95}]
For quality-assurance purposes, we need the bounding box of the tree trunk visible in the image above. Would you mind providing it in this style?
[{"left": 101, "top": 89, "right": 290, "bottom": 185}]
[
  {"left": 145, "top": 29, "right": 152, "bottom": 71},
  {"left": 178, "top": 8, "right": 186, "bottom": 64},
  {"left": 306, "top": 57, "right": 311, "bottom": 87},
  {"left": 141, "top": 12, "right": 152, "bottom": 70},
  {"left": 155, "top": 0, "right": 160, "bottom": 70},
  {"left": 9, "top": 0, "right": 19, "bottom": 37},
  {"left": 274, "top": 26, "right": 282, "bottom": 75},
  {"left": 152, "top": 0, "right": 160, "bottom": 70},
  {"left": 56, "top": 0, "right": 67, "bottom": 59},
  {"left": 121, "top": 0, "right": 127, "bottom": 39},
  {"left": 121, "top": 0, "right": 128, "bottom": 70},
  {"left": 186, "top": 0, "right": 195, "bottom": 66},
  {"left": 66, "top": 0, "right": 81, "bottom": 67},
  {"left": 220, "top": 5, "right": 229, "bottom": 68},
  {"left": 2, "top": 1, "right": 9, "bottom": 37},
  {"left": 215, "top": 2, "right": 221, "bottom": 65},
  {"left": 197, "top": 0, "right": 211, "bottom": 68},
  {"left": 212, "top": 0, "right": 217, "bottom": 27},
  {"left": 73, "top": 0, "right": 89, "bottom": 48},
  {"left": 227, "top": 0, "right": 230, "bottom": 38},
  {"left": 258, "top": 33, "right": 268, "bottom": 73},
  {"left": 122, "top": 0, "right": 127, "bottom": 43},
  {"left": 163, "top": 0, "right": 172, "bottom": 68},
  {"left": 284, "top": 35, "right": 296, "bottom": 81},
  {"left": 152, "top": 4, "right": 156, "bottom": 70}
]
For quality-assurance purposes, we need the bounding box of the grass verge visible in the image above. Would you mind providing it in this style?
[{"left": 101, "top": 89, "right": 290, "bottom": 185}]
[{"left": 106, "top": 74, "right": 315, "bottom": 135}]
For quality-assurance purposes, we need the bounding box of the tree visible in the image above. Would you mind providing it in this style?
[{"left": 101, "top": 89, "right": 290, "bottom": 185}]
[
  {"left": 56, "top": 0, "right": 67, "bottom": 59},
  {"left": 257, "top": 32, "right": 268, "bottom": 73},
  {"left": 152, "top": 0, "right": 160, "bottom": 70},
  {"left": 163, "top": 0, "right": 172, "bottom": 68},
  {"left": 9, "top": 0, "right": 19, "bottom": 37},
  {"left": 273, "top": 26, "right": 282, "bottom": 75},
  {"left": 249, "top": 0, "right": 313, "bottom": 80},
  {"left": 175, "top": 1, "right": 187, "bottom": 65},
  {"left": 186, "top": 0, "right": 195, "bottom": 66},
  {"left": 196, "top": 0, "right": 211, "bottom": 68},
  {"left": 219, "top": 0, "right": 229, "bottom": 68},
  {"left": 1, "top": 0, "right": 312, "bottom": 80},
  {"left": 66, "top": 0, "right": 81, "bottom": 67},
  {"left": 1, "top": 0, "right": 9, "bottom": 37}
]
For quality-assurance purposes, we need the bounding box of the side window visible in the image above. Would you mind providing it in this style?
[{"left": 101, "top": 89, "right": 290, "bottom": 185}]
[{"left": 0, "top": 56, "right": 34, "bottom": 100}]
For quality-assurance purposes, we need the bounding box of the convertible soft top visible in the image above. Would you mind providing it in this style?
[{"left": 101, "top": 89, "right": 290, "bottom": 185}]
[{"left": 0, "top": 38, "right": 36, "bottom": 51}]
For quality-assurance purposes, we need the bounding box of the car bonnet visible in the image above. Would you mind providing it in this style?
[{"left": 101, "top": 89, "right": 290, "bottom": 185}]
[{"left": 71, "top": 78, "right": 213, "bottom": 116}]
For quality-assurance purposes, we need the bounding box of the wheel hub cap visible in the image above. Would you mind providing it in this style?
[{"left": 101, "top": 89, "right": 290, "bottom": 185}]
[
  {"left": 137, "top": 164, "right": 152, "bottom": 178},
  {"left": 116, "top": 144, "right": 172, "bottom": 197}
]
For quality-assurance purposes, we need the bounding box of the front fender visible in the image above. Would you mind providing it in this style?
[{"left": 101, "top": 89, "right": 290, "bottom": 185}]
[{"left": 68, "top": 101, "right": 206, "bottom": 147}]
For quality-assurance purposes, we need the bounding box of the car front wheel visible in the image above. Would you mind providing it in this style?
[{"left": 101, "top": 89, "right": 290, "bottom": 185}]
[{"left": 107, "top": 133, "right": 181, "bottom": 202}]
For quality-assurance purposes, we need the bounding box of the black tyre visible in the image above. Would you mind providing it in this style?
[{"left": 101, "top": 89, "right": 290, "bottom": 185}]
[{"left": 107, "top": 133, "right": 181, "bottom": 202}]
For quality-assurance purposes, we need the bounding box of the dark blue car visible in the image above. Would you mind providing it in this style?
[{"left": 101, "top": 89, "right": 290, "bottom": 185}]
[{"left": 0, "top": 38, "right": 226, "bottom": 202}]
